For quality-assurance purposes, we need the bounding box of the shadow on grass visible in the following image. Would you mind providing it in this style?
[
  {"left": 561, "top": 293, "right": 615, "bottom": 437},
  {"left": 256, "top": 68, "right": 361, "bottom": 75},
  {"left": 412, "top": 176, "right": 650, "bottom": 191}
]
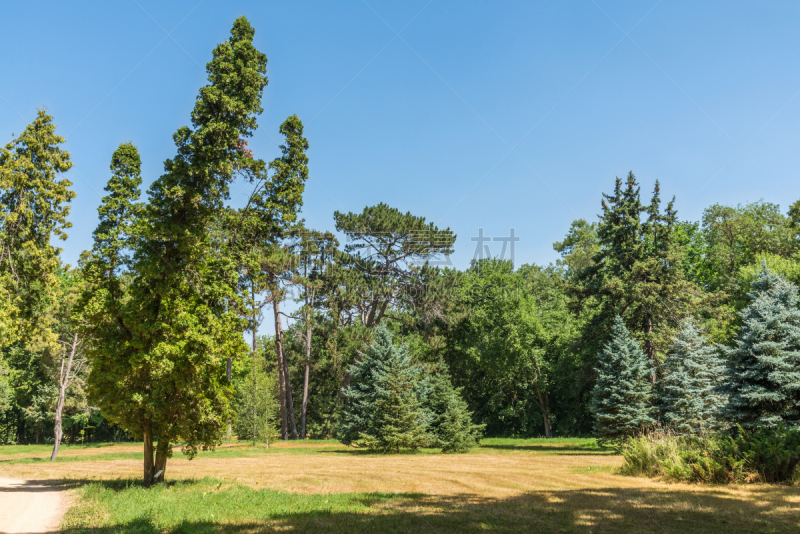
[
  {"left": 478, "top": 443, "right": 615, "bottom": 455},
  {"left": 58, "top": 481, "right": 800, "bottom": 533},
  {"left": 48, "top": 477, "right": 213, "bottom": 491}
]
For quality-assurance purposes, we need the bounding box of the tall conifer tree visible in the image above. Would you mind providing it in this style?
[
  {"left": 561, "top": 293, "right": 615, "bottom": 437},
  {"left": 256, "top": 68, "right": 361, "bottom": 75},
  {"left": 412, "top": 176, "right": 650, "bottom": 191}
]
[
  {"left": 572, "top": 173, "right": 696, "bottom": 376},
  {"left": 84, "top": 18, "right": 268, "bottom": 486},
  {"left": 723, "top": 266, "right": 800, "bottom": 430},
  {"left": 0, "top": 111, "right": 75, "bottom": 346}
]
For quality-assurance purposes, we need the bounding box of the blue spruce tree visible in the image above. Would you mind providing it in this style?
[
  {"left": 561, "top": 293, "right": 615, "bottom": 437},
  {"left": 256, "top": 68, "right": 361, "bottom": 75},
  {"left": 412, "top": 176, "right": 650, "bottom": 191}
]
[
  {"left": 338, "top": 325, "right": 429, "bottom": 452},
  {"left": 724, "top": 266, "right": 800, "bottom": 430},
  {"left": 591, "top": 316, "right": 655, "bottom": 444},
  {"left": 658, "top": 319, "right": 726, "bottom": 435}
]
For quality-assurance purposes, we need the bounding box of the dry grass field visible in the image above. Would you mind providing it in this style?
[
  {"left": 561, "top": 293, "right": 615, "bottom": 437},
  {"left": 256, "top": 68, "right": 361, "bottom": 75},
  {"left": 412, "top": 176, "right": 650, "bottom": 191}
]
[{"left": 1, "top": 438, "right": 799, "bottom": 533}]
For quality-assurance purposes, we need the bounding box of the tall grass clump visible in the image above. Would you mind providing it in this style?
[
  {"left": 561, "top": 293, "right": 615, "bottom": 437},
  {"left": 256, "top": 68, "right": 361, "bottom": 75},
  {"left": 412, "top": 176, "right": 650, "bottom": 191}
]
[{"left": 620, "top": 425, "right": 800, "bottom": 484}]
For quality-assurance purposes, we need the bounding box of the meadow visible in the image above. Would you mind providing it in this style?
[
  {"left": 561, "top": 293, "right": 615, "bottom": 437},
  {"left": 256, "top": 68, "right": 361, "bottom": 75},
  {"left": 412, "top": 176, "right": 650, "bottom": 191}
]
[{"left": 1, "top": 439, "right": 799, "bottom": 533}]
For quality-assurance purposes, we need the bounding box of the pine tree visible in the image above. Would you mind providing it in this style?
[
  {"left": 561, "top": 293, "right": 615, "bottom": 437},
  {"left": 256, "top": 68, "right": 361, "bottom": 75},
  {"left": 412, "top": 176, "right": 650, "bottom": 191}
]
[
  {"left": 424, "top": 367, "right": 484, "bottom": 453},
  {"left": 591, "top": 316, "right": 655, "bottom": 444},
  {"left": 338, "top": 325, "right": 429, "bottom": 452},
  {"left": 723, "top": 266, "right": 800, "bottom": 430},
  {"left": 658, "top": 319, "right": 726, "bottom": 435}
]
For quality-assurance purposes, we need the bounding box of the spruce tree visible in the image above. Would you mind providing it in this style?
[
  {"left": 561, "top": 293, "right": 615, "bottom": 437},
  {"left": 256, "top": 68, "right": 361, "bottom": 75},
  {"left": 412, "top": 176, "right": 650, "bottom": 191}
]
[
  {"left": 424, "top": 368, "right": 484, "bottom": 453},
  {"left": 658, "top": 319, "right": 726, "bottom": 435},
  {"left": 591, "top": 316, "right": 654, "bottom": 444},
  {"left": 338, "top": 325, "right": 429, "bottom": 452},
  {"left": 723, "top": 266, "right": 800, "bottom": 430},
  {"left": 571, "top": 174, "right": 696, "bottom": 375}
]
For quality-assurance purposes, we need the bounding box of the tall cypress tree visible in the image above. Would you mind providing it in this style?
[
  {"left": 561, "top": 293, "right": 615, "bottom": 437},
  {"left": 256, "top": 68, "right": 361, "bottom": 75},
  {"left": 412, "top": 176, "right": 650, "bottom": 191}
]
[
  {"left": 658, "top": 319, "right": 726, "bottom": 435},
  {"left": 338, "top": 325, "right": 429, "bottom": 452},
  {"left": 591, "top": 316, "right": 654, "bottom": 444},
  {"left": 0, "top": 111, "right": 75, "bottom": 346},
  {"left": 84, "top": 17, "right": 268, "bottom": 486},
  {"left": 723, "top": 266, "right": 800, "bottom": 430}
]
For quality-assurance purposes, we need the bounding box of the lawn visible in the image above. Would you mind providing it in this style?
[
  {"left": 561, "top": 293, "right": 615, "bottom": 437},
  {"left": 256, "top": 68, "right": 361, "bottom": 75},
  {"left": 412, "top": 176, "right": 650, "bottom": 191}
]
[{"left": 1, "top": 439, "right": 799, "bottom": 533}]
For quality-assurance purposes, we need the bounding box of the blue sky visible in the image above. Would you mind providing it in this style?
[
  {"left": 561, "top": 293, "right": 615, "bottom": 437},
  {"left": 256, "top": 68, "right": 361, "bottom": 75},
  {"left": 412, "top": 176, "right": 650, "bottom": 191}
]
[{"left": 2, "top": 0, "right": 800, "bottom": 272}]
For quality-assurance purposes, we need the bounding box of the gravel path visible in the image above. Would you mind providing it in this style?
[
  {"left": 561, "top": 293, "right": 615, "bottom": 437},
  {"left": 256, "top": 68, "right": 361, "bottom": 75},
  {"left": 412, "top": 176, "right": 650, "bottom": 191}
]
[{"left": 0, "top": 478, "right": 68, "bottom": 533}]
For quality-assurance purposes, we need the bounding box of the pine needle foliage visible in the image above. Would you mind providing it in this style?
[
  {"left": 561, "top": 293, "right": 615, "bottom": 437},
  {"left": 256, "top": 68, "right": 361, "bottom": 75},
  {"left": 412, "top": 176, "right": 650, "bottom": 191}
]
[
  {"left": 591, "top": 316, "right": 655, "bottom": 444},
  {"left": 723, "top": 265, "right": 800, "bottom": 430},
  {"left": 425, "top": 368, "right": 484, "bottom": 453},
  {"left": 658, "top": 319, "right": 726, "bottom": 435},
  {"left": 338, "top": 325, "right": 429, "bottom": 453}
]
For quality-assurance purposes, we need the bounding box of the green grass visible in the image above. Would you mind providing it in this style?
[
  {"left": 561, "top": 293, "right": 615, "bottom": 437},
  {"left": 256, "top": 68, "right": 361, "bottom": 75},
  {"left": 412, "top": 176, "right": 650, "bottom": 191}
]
[
  {"left": 61, "top": 477, "right": 433, "bottom": 533},
  {"left": 58, "top": 475, "right": 800, "bottom": 534},
  {"left": 60, "top": 477, "right": 583, "bottom": 533}
]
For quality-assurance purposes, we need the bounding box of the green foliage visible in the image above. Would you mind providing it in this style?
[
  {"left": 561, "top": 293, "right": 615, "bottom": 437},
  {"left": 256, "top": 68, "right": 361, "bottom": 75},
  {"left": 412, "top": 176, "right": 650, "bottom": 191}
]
[
  {"left": 658, "top": 319, "right": 726, "bottom": 435},
  {"left": 339, "top": 325, "right": 429, "bottom": 452},
  {"left": 82, "top": 17, "right": 268, "bottom": 483},
  {"left": 444, "top": 259, "right": 581, "bottom": 437},
  {"left": 0, "top": 110, "right": 75, "bottom": 346},
  {"left": 424, "top": 367, "right": 484, "bottom": 453},
  {"left": 591, "top": 317, "right": 654, "bottom": 444},
  {"left": 620, "top": 426, "right": 800, "bottom": 484},
  {"left": 233, "top": 350, "right": 278, "bottom": 444},
  {"left": 723, "top": 266, "right": 800, "bottom": 430},
  {"left": 737, "top": 253, "right": 800, "bottom": 295},
  {"left": 700, "top": 201, "right": 796, "bottom": 292},
  {"left": 553, "top": 218, "right": 599, "bottom": 276},
  {"left": 570, "top": 174, "right": 697, "bottom": 379},
  {"left": 332, "top": 203, "right": 455, "bottom": 328}
]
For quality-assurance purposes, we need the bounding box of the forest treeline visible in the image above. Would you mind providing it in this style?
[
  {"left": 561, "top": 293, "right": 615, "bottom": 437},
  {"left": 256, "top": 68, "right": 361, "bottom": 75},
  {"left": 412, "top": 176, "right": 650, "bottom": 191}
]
[{"left": 3, "top": 17, "right": 800, "bottom": 483}]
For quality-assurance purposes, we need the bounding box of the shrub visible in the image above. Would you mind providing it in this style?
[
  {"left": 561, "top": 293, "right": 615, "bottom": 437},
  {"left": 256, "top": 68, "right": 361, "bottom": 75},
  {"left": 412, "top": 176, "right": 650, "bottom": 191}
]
[{"left": 620, "top": 425, "right": 800, "bottom": 484}]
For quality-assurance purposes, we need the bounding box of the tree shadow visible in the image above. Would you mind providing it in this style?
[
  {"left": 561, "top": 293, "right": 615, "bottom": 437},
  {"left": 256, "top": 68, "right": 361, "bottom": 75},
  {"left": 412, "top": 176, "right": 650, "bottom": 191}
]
[
  {"left": 478, "top": 443, "right": 615, "bottom": 455},
  {"left": 58, "top": 483, "right": 800, "bottom": 533},
  {"left": 43, "top": 477, "right": 211, "bottom": 491}
]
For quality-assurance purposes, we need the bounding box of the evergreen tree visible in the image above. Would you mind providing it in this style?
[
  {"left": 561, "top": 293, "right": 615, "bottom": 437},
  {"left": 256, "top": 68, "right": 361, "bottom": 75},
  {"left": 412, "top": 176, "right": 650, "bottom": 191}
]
[
  {"left": 83, "top": 17, "right": 268, "bottom": 486},
  {"left": 338, "top": 325, "right": 428, "bottom": 452},
  {"left": 571, "top": 174, "right": 696, "bottom": 375},
  {"left": 658, "top": 319, "right": 726, "bottom": 435},
  {"left": 0, "top": 110, "right": 75, "bottom": 347},
  {"left": 591, "top": 316, "right": 654, "bottom": 444},
  {"left": 425, "top": 368, "right": 484, "bottom": 452},
  {"left": 723, "top": 266, "right": 800, "bottom": 430}
]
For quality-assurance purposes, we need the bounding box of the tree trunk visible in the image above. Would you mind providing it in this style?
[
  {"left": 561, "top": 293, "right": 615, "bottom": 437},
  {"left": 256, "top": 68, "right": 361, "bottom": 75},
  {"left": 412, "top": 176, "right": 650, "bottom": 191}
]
[
  {"left": 644, "top": 316, "right": 656, "bottom": 383},
  {"left": 284, "top": 352, "right": 299, "bottom": 440},
  {"left": 153, "top": 437, "right": 169, "bottom": 484},
  {"left": 51, "top": 333, "right": 78, "bottom": 461},
  {"left": 273, "top": 298, "right": 289, "bottom": 440},
  {"left": 143, "top": 421, "right": 155, "bottom": 487},
  {"left": 300, "top": 288, "right": 315, "bottom": 439},
  {"left": 535, "top": 386, "right": 553, "bottom": 439}
]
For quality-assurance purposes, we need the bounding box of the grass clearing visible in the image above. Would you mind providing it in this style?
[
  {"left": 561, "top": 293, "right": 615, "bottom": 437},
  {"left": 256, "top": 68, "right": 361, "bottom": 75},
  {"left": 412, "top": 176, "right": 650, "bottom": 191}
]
[{"left": 2, "top": 438, "right": 799, "bottom": 532}]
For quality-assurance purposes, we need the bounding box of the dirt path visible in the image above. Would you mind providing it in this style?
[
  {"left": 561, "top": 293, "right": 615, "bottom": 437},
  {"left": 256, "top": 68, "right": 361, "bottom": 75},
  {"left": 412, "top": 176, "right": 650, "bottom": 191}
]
[{"left": 0, "top": 478, "right": 68, "bottom": 533}]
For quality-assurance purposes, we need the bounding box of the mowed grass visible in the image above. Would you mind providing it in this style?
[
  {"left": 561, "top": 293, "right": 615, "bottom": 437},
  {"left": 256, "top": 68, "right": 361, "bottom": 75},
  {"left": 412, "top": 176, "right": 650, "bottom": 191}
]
[{"left": 2, "top": 439, "right": 799, "bottom": 533}]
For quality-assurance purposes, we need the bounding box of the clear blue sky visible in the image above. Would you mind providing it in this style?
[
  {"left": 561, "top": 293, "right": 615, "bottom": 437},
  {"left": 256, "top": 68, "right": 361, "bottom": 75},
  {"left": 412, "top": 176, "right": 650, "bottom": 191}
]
[{"left": 3, "top": 1, "right": 800, "bottom": 272}]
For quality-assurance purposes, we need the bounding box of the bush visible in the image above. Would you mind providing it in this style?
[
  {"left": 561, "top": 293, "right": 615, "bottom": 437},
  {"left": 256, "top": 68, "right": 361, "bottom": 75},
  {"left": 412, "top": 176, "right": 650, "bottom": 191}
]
[{"left": 620, "top": 425, "right": 800, "bottom": 484}]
